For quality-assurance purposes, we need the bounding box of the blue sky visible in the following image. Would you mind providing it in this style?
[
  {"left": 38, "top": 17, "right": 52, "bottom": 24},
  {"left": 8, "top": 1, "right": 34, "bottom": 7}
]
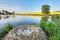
[{"left": 0, "top": 0, "right": 60, "bottom": 12}]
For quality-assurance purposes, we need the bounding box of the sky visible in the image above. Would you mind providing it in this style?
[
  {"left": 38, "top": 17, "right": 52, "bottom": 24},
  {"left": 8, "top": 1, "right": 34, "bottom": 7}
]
[{"left": 0, "top": 0, "right": 60, "bottom": 12}]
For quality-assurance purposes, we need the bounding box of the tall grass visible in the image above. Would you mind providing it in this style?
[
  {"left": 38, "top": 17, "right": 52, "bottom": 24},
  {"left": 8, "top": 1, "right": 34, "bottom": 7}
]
[
  {"left": 38, "top": 14, "right": 60, "bottom": 40},
  {"left": 0, "top": 23, "right": 13, "bottom": 40}
]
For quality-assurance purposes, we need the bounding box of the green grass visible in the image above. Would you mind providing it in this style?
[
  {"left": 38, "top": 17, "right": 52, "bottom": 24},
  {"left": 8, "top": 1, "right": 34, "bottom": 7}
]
[
  {"left": 38, "top": 15, "right": 60, "bottom": 40},
  {"left": 38, "top": 20, "right": 60, "bottom": 40},
  {"left": 0, "top": 23, "right": 13, "bottom": 40}
]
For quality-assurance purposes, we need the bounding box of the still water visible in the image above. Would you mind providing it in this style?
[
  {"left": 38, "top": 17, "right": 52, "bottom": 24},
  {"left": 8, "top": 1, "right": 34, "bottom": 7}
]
[{"left": 0, "top": 16, "right": 41, "bottom": 30}]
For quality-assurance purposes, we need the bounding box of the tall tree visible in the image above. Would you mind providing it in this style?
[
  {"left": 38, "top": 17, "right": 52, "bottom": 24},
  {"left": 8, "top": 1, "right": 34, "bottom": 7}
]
[
  {"left": 42, "top": 5, "right": 50, "bottom": 14},
  {"left": 39, "top": 5, "right": 50, "bottom": 28}
]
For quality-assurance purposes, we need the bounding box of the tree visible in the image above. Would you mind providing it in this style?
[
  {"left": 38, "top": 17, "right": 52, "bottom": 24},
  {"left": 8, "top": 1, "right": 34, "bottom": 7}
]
[
  {"left": 42, "top": 5, "right": 50, "bottom": 14},
  {"left": 38, "top": 5, "right": 50, "bottom": 37},
  {"left": 40, "top": 5, "right": 50, "bottom": 27},
  {"left": 39, "top": 5, "right": 50, "bottom": 28}
]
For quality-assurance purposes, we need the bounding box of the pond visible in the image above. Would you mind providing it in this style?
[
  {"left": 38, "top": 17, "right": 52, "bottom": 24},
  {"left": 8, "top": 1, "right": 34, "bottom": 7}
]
[{"left": 0, "top": 16, "right": 41, "bottom": 30}]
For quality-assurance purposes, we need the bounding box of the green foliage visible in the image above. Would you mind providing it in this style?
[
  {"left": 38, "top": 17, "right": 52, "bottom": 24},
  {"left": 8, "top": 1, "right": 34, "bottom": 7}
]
[
  {"left": 38, "top": 15, "right": 60, "bottom": 40},
  {"left": 49, "top": 26, "right": 60, "bottom": 40},
  {"left": 0, "top": 23, "right": 13, "bottom": 40},
  {"left": 0, "top": 23, "right": 13, "bottom": 33},
  {"left": 51, "top": 14, "right": 60, "bottom": 22},
  {"left": 49, "top": 35, "right": 59, "bottom": 40},
  {"left": 39, "top": 20, "right": 46, "bottom": 27},
  {"left": 42, "top": 5, "right": 50, "bottom": 14},
  {"left": 45, "top": 21, "right": 56, "bottom": 35},
  {"left": 49, "top": 15, "right": 60, "bottom": 40},
  {"left": 38, "top": 17, "right": 48, "bottom": 28}
]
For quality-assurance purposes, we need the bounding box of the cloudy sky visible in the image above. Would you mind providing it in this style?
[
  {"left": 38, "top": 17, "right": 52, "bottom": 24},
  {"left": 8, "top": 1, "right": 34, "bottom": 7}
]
[{"left": 0, "top": 0, "right": 60, "bottom": 12}]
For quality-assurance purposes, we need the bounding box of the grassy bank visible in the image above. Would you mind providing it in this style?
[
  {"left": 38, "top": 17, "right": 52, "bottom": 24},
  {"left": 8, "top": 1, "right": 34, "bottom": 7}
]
[
  {"left": 38, "top": 14, "right": 60, "bottom": 40},
  {"left": 0, "top": 23, "right": 13, "bottom": 40}
]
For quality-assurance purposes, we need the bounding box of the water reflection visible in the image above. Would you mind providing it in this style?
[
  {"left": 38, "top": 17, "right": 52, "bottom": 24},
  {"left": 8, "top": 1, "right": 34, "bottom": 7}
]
[{"left": 0, "top": 16, "right": 41, "bottom": 30}]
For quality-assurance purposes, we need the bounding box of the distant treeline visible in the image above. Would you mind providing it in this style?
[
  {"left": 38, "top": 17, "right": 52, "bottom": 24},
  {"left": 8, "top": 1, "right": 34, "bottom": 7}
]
[{"left": 0, "top": 10, "right": 15, "bottom": 15}]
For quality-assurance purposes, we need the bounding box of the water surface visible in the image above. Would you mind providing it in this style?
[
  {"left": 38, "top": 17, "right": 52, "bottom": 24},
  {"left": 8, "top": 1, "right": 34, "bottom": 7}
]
[{"left": 0, "top": 16, "right": 41, "bottom": 30}]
